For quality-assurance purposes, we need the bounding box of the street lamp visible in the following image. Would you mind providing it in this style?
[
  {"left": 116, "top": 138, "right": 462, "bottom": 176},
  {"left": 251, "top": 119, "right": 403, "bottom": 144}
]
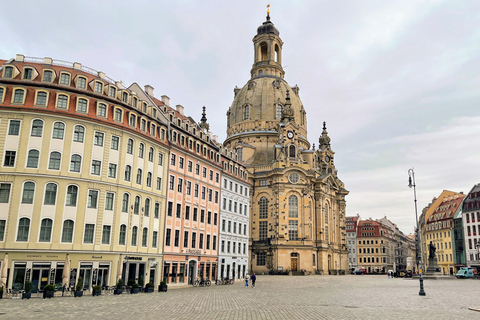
[{"left": 408, "top": 168, "right": 426, "bottom": 296}]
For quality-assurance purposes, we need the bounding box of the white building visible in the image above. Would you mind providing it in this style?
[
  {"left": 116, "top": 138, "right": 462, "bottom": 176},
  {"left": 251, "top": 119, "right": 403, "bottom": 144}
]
[
  {"left": 346, "top": 215, "right": 360, "bottom": 270},
  {"left": 463, "top": 184, "right": 480, "bottom": 269}
]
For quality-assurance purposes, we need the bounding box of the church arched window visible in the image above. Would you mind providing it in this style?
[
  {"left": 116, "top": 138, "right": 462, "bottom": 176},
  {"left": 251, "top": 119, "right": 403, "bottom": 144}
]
[
  {"left": 289, "top": 145, "right": 295, "bottom": 158},
  {"left": 288, "top": 195, "right": 298, "bottom": 218},
  {"left": 324, "top": 204, "right": 328, "bottom": 224},
  {"left": 259, "top": 43, "right": 268, "bottom": 61},
  {"left": 275, "top": 44, "right": 280, "bottom": 63},
  {"left": 259, "top": 196, "right": 268, "bottom": 219},
  {"left": 276, "top": 104, "right": 282, "bottom": 119},
  {"left": 244, "top": 105, "right": 249, "bottom": 120}
]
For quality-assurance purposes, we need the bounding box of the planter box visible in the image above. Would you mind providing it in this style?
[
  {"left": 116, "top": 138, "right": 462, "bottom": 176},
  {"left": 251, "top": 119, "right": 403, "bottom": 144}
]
[
  {"left": 114, "top": 289, "right": 123, "bottom": 295},
  {"left": 74, "top": 291, "right": 83, "bottom": 297},
  {"left": 92, "top": 290, "right": 101, "bottom": 296},
  {"left": 43, "top": 290, "right": 55, "bottom": 299},
  {"left": 144, "top": 287, "right": 154, "bottom": 293},
  {"left": 130, "top": 288, "right": 139, "bottom": 294},
  {"left": 158, "top": 284, "right": 168, "bottom": 292},
  {"left": 22, "top": 292, "right": 31, "bottom": 299}
]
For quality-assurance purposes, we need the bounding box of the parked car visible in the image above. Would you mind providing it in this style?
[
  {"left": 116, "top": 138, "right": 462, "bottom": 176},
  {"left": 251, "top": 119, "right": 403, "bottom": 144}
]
[
  {"left": 352, "top": 268, "right": 366, "bottom": 275},
  {"left": 456, "top": 267, "right": 477, "bottom": 279}
]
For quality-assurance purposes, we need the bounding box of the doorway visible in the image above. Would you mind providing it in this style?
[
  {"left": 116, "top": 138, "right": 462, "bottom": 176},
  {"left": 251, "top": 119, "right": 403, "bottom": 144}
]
[
  {"left": 291, "top": 253, "right": 299, "bottom": 271},
  {"left": 31, "top": 263, "right": 50, "bottom": 292},
  {"left": 188, "top": 260, "right": 196, "bottom": 285}
]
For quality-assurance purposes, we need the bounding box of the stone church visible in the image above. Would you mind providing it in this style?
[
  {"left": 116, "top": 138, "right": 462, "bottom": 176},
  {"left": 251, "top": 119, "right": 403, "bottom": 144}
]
[{"left": 223, "top": 12, "right": 349, "bottom": 275}]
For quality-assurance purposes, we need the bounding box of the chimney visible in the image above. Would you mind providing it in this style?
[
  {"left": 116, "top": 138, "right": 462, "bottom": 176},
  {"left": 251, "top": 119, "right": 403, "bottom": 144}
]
[
  {"left": 44, "top": 57, "right": 53, "bottom": 65},
  {"left": 98, "top": 71, "right": 106, "bottom": 79},
  {"left": 161, "top": 95, "right": 170, "bottom": 107},
  {"left": 145, "top": 85, "right": 154, "bottom": 97},
  {"left": 176, "top": 104, "right": 184, "bottom": 115},
  {"left": 15, "top": 54, "right": 25, "bottom": 62}
]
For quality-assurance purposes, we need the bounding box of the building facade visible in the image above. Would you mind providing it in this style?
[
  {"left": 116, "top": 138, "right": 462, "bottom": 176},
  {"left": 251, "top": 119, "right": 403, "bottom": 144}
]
[
  {"left": 0, "top": 55, "right": 169, "bottom": 291},
  {"left": 218, "top": 148, "right": 250, "bottom": 281},
  {"left": 223, "top": 13, "right": 349, "bottom": 275},
  {"left": 346, "top": 215, "right": 360, "bottom": 270},
  {"left": 462, "top": 184, "right": 480, "bottom": 270},
  {"left": 356, "top": 220, "right": 394, "bottom": 273}
]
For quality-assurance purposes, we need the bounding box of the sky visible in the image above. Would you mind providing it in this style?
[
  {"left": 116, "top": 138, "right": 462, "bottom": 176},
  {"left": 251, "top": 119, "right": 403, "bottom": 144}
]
[{"left": 1, "top": 0, "right": 479, "bottom": 234}]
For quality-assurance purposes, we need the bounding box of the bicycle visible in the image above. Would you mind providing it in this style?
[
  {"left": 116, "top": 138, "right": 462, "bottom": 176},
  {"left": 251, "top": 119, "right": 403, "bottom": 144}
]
[{"left": 193, "top": 278, "right": 211, "bottom": 287}]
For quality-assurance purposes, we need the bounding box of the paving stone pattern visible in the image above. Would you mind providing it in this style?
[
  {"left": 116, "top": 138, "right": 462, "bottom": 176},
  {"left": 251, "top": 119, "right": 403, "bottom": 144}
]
[{"left": 0, "top": 275, "right": 478, "bottom": 319}]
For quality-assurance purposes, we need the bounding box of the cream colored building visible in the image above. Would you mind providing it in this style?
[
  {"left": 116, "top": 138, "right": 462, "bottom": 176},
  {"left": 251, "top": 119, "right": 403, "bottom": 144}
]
[
  {"left": 0, "top": 55, "right": 169, "bottom": 292},
  {"left": 223, "top": 14, "right": 349, "bottom": 275}
]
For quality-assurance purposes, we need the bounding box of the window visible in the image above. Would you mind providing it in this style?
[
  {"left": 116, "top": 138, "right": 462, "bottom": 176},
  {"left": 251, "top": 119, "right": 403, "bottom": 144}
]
[
  {"left": 95, "top": 82, "right": 103, "bottom": 93},
  {"left": 152, "top": 231, "right": 158, "bottom": 248},
  {"left": 129, "top": 114, "right": 136, "bottom": 127},
  {"left": 39, "top": 218, "right": 53, "bottom": 242},
  {"left": 199, "top": 234, "right": 204, "bottom": 249},
  {"left": 203, "top": 167, "right": 207, "bottom": 178},
  {"left": 127, "top": 139, "right": 134, "bottom": 154},
  {"left": 26, "top": 150, "right": 39, "bottom": 168},
  {"left": 148, "top": 147, "right": 154, "bottom": 162},
  {"left": 139, "top": 143, "right": 144, "bottom": 158},
  {"left": 288, "top": 220, "right": 298, "bottom": 240},
  {"left": 4, "top": 66, "right": 13, "bottom": 78},
  {"left": 169, "top": 175, "right": 174, "bottom": 190},
  {"left": 31, "top": 119, "right": 44, "bottom": 137},
  {"left": 201, "top": 186, "right": 206, "bottom": 200},
  {"left": 105, "top": 192, "right": 114, "bottom": 210},
  {"left": 213, "top": 235, "right": 217, "bottom": 250},
  {"left": 167, "top": 201, "right": 173, "bottom": 216},
  {"left": 16, "top": 217, "right": 30, "bottom": 241},
  {"left": 48, "top": 151, "right": 61, "bottom": 170},
  {"left": 35, "top": 91, "right": 48, "bottom": 106},
  {"left": 84, "top": 224, "right": 95, "bottom": 243},
  {"left": 136, "top": 169, "right": 142, "bottom": 184},
  {"left": 259, "top": 221, "right": 268, "bottom": 240},
  {"left": 7, "top": 120, "right": 20, "bottom": 136},
  {"left": 244, "top": 105, "right": 249, "bottom": 119},
  {"left": 131, "top": 226, "right": 138, "bottom": 246},
  {"left": 257, "top": 252, "right": 266, "bottom": 266},
  {"left": 184, "top": 231, "right": 189, "bottom": 248},
  {"left": 65, "top": 185, "right": 78, "bottom": 206},
  {"left": 102, "top": 225, "right": 111, "bottom": 244},
  {"left": 171, "top": 154, "right": 176, "bottom": 166},
  {"left": 57, "top": 94, "right": 68, "bottom": 109},
  {"left": 21, "top": 182, "right": 35, "bottom": 204},
  {"left": 123, "top": 92, "right": 129, "bottom": 103},
  {"left": 113, "top": 109, "right": 123, "bottom": 124},
  {"left": 122, "top": 193, "right": 129, "bottom": 212},
  {"left": 23, "top": 68, "right": 33, "bottom": 80},
  {"left": 70, "top": 154, "right": 81, "bottom": 172},
  {"left": 4, "top": 151, "right": 16, "bottom": 167},
  {"left": 191, "top": 232, "right": 197, "bottom": 248},
  {"left": 141, "top": 119, "right": 146, "bottom": 132},
  {"left": 97, "top": 103, "right": 107, "bottom": 117},
  {"left": 156, "top": 177, "right": 162, "bottom": 190},
  {"left": 158, "top": 153, "right": 164, "bottom": 166},
  {"left": 145, "top": 198, "right": 150, "bottom": 217},
  {"left": 73, "top": 125, "right": 85, "bottom": 142},
  {"left": 109, "top": 86, "right": 116, "bottom": 97},
  {"left": 108, "top": 163, "right": 117, "bottom": 179},
  {"left": 44, "top": 183, "right": 57, "bottom": 205},
  {"left": 52, "top": 122, "right": 65, "bottom": 139},
  {"left": 43, "top": 70, "right": 53, "bottom": 82},
  {"left": 154, "top": 202, "right": 160, "bottom": 218},
  {"left": 174, "top": 230, "right": 180, "bottom": 247},
  {"left": 76, "top": 98, "right": 88, "bottom": 113},
  {"left": 176, "top": 204, "right": 182, "bottom": 218},
  {"left": 61, "top": 220, "right": 74, "bottom": 243},
  {"left": 288, "top": 195, "right": 298, "bottom": 218},
  {"left": 259, "top": 197, "right": 269, "bottom": 219},
  {"left": 119, "top": 225, "right": 127, "bottom": 245},
  {"left": 94, "top": 131, "right": 104, "bottom": 146},
  {"left": 91, "top": 160, "right": 101, "bottom": 175},
  {"left": 207, "top": 211, "right": 212, "bottom": 224},
  {"left": 77, "top": 77, "right": 86, "bottom": 89},
  {"left": 142, "top": 227, "right": 148, "bottom": 247},
  {"left": 60, "top": 73, "right": 70, "bottom": 85},
  {"left": 193, "top": 208, "right": 198, "bottom": 221},
  {"left": 185, "top": 206, "right": 190, "bottom": 220},
  {"left": 88, "top": 190, "right": 99, "bottom": 208},
  {"left": 177, "top": 178, "right": 183, "bottom": 192},
  {"left": 124, "top": 165, "right": 131, "bottom": 181},
  {"left": 134, "top": 196, "right": 140, "bottom": 214},
  {"left": 165, "top": 229, "right": 172, "bottom": 246},
  {"left": 13, "top": 89, "right": 25, "bottom": 103}
]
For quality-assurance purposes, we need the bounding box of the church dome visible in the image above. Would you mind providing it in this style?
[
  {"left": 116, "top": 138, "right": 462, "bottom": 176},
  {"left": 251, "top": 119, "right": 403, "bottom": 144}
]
[{"left": 256, "top": 16, "right": 280, "bottom": 36}]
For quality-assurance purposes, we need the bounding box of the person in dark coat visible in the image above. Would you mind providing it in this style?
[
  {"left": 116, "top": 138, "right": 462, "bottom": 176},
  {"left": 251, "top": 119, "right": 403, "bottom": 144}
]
[{"left": 251, "top": 273, "right": 256, "bottom": 288}]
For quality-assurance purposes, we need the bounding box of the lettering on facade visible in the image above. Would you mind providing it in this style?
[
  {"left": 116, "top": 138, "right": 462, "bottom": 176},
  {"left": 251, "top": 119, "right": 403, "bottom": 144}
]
[
  {"left": 124, "top": 256, "right": 142, "bottom": 261},
  {"left": 92, "top": 256, "right": 103, "bottom": 259},
  {"left": 27, "top": 255, "right": 42, "bottom": 257},
  {"left": 186, "top": 249, "right": 201, "bottom": 255}
]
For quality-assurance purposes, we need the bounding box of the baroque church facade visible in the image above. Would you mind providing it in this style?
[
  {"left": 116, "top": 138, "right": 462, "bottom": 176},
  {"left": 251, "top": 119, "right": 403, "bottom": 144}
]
[{"left": 223, "top": 13, "right": 349, "bottom": 275}]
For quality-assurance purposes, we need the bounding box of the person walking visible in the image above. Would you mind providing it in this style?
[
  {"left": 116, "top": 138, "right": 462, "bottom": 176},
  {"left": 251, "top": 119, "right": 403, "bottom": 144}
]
[
  {"left": 245, "top": 274, "right": 250, "bottom": 287},
  {"left": 250, "top": 273, "right": 256, "bottom": 288}
]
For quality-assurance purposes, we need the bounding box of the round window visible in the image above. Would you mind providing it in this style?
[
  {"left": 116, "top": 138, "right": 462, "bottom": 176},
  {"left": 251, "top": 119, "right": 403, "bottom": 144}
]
[{"left": 289, "top": 172, "right": 299, "bottom": 184}]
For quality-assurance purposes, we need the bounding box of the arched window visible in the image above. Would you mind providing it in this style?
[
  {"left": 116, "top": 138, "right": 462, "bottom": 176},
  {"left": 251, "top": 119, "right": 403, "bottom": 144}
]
[
  {"left": 276, "top": 104, "right": 282, "bottom": 119},
  {"left": 289, "top": 145, "right": 295, "bottom": 158},
  {"left": 73, "top": 125, "right": 85, "bottom": 142},
  {"left": 26, "top": 149, "right": 39, "bottom": 168},
  {"left": 21, "top": 182, "right": 35, "bottom": 204},
  {"left": 131, "top": 226, "right": 138, "bottom": 246},
  {"left": 13, "top": 89, "right": 25, "bottom": 103},
  {"left": 97, "top": 103, "right": 107, "bottom": 117},
  {"left": 275, "top": 44, "right": 280, "bottom": 63},
  {"left": 61, "top": 220, "right": 74, "bottom": 243},
  {"left": 17, "top": 217, "right": 30, "bottom": 241},
  {"left": 144, "top": 198, "right": 151, "bottom": 216},
  {"left": 124, "top": 165, "right": 131, "bottom": 181},
  {"left": 136, "top": 169, "right": 142, "bottom": 184},
  {"left": 139, "top": 143, "right": 144, "bottom": 158},
  {"left": 142, "top": 227, "right": 148, "bottom": 247},
  {"left": 119, "top": 224, "right": 127, "bottom": 245},
  {"left": 260, "top": 43, "right": 268, "bottom": 61},
  {"left": 127, "top": 139, "right": 134, "bottom": 154},
  {"left": 288, "top": 195, "right": 298, "bottom": 218},
  {"left": 48, "top": 151, "right": 61, "bottom": 170},
  {"left": 120, "top": 194, "right": 129, "bottom": 213},
  {"left": 324, "top": 204, "right": 329, "bottom": 224},
  {"left": 52, "top": 122, "right": 65, "bottom": 139},
  {"left": 259, "top": 196, "right": 269, "bottom": 219},
  {"left": 31, "top": 119, "right": 44, "bottom": 137},
  {"left": 57, "top": 94, "right": 68, "bottom": 109},
  {"left": 36, "top": 92, "right": 48, "bottom": 106},
  {"left": 77, "top": 98, "right": 88, "bottom": 113},
  {"left": 148, "top": 147, "right": 154, "bottom": 162},
  {"left": 44, "top": 183, "right": 57, "bottom": 205},
  {"left": 134, "top": 195, "right": 140, "bottom": 214},
  {"left": 244, "top": 105, "right": 249, "bottom": 120},
  {"left": 70, "top": 154, "right": 81, "bottom": 172},
  {"left": 39, "top": 218, "right": 53, "bottom": 242},
  {"left": 146, "top": 172, "right": 152, "bottom": 187},
  {"left": 66, "top": 185, "right": 78, "bottom": 206}
]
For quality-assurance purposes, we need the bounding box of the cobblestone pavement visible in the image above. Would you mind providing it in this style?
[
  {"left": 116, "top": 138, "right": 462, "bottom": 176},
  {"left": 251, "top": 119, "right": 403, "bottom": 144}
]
[{"left": 1, "top": 275, "right": 479, "bottom": 319}]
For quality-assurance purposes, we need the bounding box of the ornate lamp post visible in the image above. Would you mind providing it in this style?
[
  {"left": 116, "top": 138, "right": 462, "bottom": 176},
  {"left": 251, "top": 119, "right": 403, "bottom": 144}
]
[{"left": 408, "top": 168, "right": 426, "bottom": 296}]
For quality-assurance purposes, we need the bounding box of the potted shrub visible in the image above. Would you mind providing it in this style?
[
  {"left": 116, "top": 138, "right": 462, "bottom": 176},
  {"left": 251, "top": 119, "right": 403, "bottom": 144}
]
[
  {"left": 144, "top": 282, "right": 154, "bottom": 293},
  {"left": 43, "top": 284, "right": 56, "bottom": 299},
  {"left": 0, "top": 286, "right": 3, "bottom": 299},
  {"left": 158, "top": 281, "right": 167, "bottom": 292},
  {"left": 130, "top": 282, "right": 139, "bottom": 294},
  {"left": 92, "top": 285, "right": 102, "bottom": 296},
  {"left": 74, "top": 277, "right": 84, "bottom": 297},
  {"left": 127, "top": 279, "right": 135, "bottom": 288},
  {"left": 138, "top": 276, "right": 144, "bottom": 289},
  {"left": 114, "top": 279, "right": 123, "bottom": 295},
  {"left": 22, "top": 281, "right": 33, "bottom": 299}
]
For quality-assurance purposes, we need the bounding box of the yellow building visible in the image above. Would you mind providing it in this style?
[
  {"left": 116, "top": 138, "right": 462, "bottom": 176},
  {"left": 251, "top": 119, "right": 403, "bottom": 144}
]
[{"left": 0, "top": 55, "right": 169, "bottom": 292}]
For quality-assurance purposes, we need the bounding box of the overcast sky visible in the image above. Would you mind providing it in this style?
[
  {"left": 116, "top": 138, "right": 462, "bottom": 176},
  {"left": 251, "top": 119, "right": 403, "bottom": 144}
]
[{"left": 1, "top": 0, "right": 479, "bottom": 234}]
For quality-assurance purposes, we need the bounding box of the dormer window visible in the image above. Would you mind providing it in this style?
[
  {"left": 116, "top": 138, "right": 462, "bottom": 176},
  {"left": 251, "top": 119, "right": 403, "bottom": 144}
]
[
  {"left": 4, "top": 66, "right": 13, "bottom": 78},
  {"left": 60, "top": 73, "right": 70, "bottom": 85},
  {"left": 77, "top": 77, "right": 87, "bottom": 89},
  {"left": 43, "top": 70, "right": 53, "bottom": 82},
  {"left": 143, "top": 102, "right": 147, "bottom": 112},
  {"left": 23, "top": 68, "right": 33, "bottom": 80},
  {"left": 94, "top": 81, "right": 103, "bottom": 93},
  {"left": 133, "top": 97, "right": 137, "bottom": 108},
  {"left": 122, "top": 92, "right": 128, "bottom": 103},
  {"left": 109, "top": 86, "right": 116, "bottom": 98}
]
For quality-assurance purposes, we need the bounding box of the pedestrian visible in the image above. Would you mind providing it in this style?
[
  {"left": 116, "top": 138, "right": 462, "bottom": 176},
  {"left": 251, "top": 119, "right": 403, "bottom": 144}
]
[
  {"left": 251, "top": 273, "right": 256, "bottom": 288},
  {"left": 245, "top": 274, "right": 250, "bottom": 287}
]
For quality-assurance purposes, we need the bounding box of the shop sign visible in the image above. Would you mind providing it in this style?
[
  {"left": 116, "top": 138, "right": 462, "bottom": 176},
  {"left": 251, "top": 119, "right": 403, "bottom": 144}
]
[
  {"left": 92, "top": 256, "right": 103, "bottom": 259},
  {"left": 124, "top": 256, "right": 142, "bottom": 261},
  {"left": 50, "top": 268, "right": 55, "bottom": 284},
  {"left": 92, "top": 268, "right": 98, "bottom": 283},
  {"left": 186, "top": 249, "right": 201, "bottom": 255}
]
